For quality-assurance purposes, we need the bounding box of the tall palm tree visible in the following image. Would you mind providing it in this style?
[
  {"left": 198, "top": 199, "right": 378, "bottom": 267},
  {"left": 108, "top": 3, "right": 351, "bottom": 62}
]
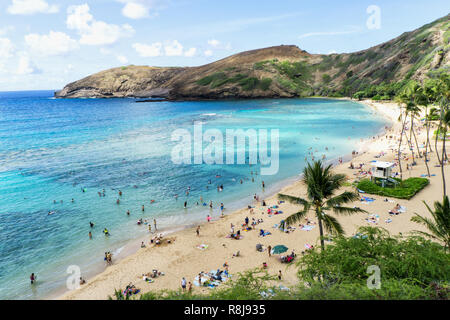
[
  {"left": 411, "top": 196, "right": 450, "bottom": 251},
  {"left": 278, "top": 160, "right": 366, "bottom": 251},
  {"left": 433, "top": 74, "right": 450, "bottom": 196},
  {"left": 440, "top": 109, "right": 450, "bottom": 196},
  {"left": 395, "top": 92, "right": 411, "bottom": 179}
]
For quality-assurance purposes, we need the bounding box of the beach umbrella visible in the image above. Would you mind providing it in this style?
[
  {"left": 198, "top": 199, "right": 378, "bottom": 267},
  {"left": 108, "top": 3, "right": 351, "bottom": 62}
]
[{"left": 271, "top": 245, "right": 288, "bottom": 254}]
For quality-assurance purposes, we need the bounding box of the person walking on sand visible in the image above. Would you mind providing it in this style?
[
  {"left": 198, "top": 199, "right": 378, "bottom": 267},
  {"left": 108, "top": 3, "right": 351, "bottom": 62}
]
[
  {"left": 188, "top": 281, "right": 192, "bottom": 293},
  {"left": 268, "top": 245, "right": 272, "bottom": 257},
  {"left": 153, "top": 219, "right": 157, "bottom": 231},
  {"left": 196, "top": 226, "right": 200, "bottom": 236},
  {"left": 278, "top": 270, "right": 282, "bottom": 280},
  {"left": 148, "top": 224, "right": 152, "bottom": 233},
  {"left": 181, "top": 277, "right": 187, "bottom": 291},
  {"left": 207, "top": 215, "right": 211, "bottom": 223}
]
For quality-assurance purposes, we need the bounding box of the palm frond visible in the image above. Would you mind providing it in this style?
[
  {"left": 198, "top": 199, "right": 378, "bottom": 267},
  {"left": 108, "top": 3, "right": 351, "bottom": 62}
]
[{"left": 278, "top": 193, "right": 308, "bottom": 206}]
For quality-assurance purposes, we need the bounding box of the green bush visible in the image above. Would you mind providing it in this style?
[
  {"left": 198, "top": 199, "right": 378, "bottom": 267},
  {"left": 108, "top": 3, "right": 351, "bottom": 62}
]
[
  {"left": 196, "top": 72, "right": 227, "bottom": 86},
  {"left": 357, "top": 177, "right": 429, "bottom": 199},
  {"left": 296, "top": 227, "right": 449, "bottom": 299},
  {"left": 258, "top": 78, "right": 272, "bottom": 90},
  {"left": 135, "top": 228, "right": 449, "bottom": 300}
]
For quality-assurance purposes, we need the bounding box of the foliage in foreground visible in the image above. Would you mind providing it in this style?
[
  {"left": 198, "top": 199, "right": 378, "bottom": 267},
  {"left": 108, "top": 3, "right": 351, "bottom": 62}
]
[
  {"left": 411, "top": 196, "right": 450, "bottom": 250},
  {"left": 357, "top": 177, "right": 429, "bottom": 199},
  {"left": 113, "top": 228, "right": 449, "bottom": 300}
]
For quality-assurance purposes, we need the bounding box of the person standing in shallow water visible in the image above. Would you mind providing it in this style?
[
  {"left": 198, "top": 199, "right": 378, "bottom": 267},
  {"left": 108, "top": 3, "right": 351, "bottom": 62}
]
[
  {"left": 30, "top": 273, "right": 36, "bottom": 284},
  {"left": 153, "top": 219, "right": 157, "bottom": 231}
]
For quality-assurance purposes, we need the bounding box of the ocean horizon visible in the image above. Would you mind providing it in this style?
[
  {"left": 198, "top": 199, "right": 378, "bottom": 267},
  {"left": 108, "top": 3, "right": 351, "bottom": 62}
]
[{"left": 0, "top": 91, "right": 387, "bottom": 299}]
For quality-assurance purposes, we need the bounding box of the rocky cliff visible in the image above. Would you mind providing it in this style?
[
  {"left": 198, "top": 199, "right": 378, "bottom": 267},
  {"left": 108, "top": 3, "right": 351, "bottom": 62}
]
[{"left": 55, "top": 14, "right": 450, "bottom": 99}]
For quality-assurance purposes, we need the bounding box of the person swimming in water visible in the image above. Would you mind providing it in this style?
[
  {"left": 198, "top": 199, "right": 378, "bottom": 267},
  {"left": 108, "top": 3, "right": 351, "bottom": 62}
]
[{"left": 90, "top": 221, "right": 94, "bottom": 228}]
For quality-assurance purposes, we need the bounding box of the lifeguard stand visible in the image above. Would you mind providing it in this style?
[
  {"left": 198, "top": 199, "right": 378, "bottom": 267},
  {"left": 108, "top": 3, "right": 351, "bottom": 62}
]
[{"left": 370, "top": 161, "right": 395, "bottom": 187}]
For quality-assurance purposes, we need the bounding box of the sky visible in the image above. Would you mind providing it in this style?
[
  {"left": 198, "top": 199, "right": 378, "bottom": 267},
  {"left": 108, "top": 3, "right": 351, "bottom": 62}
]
[{"left": 0, "top": 0, "right": 448, "bottom": 91}]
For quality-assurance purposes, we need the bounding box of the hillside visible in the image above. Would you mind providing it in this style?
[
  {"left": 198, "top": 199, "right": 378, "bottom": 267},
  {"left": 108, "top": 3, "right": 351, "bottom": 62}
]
[{"left": 55, "top": 14, "right": 450, "bottom": 99}]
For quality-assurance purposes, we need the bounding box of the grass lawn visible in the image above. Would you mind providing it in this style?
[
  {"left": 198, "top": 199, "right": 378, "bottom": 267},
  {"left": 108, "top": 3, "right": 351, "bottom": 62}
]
[{"left": 356, "top": 177, "right": 429, "bottom": 199}]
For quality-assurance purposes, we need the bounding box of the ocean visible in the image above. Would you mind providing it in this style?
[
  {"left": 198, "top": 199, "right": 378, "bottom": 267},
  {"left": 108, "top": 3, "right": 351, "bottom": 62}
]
[{"left": 0, "top": 91, "right": 387, "bottom": 299}]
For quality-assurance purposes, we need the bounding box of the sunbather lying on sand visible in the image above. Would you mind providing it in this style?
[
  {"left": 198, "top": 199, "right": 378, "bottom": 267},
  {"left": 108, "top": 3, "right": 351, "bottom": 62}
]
[{"left": 389, "top": 204, "right": 401, "bottom": 215}]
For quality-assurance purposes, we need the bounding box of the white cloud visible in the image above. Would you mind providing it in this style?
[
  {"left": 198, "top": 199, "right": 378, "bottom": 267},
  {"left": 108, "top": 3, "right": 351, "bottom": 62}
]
[
  {"left": 7, "top": 0, "right": 58, "bottom": 15},
  {"left": 164, "top": 40, "right": 183, "bottom": 56},
  {"left": 117, "top": 55, "right": 128, "bottom": 64},
  {"left": 298, "top": 27, "right": 362, "bottom": 39},
  {"left": 184, "top": 47, "right": 197, "bottom": 57},
  {"left": 122, "top": 2, "right": 149, "bottom": 19},
  {"left": 16, "top": 55, "right": 41, "bottom": 75},
  {"left": 204, "top": 49, "right": 213, "bottom": 57},
  {"left": 133, "top": 42, "right": 162, "bottom": 57},
  {"left": 0, "top": 38, "right": 14, "bottom": 59},
  {"left": 207, "top": 39, "right": 220, "bottom": 47},
  {"left": 116, "top": 0, "right": 167, "bottom": 19},
  {"left": 67, "top": 4, "right": 135, "bottom": 46},
  {"left": 25, "top": 31, "right": 79, "bottom": 56}
]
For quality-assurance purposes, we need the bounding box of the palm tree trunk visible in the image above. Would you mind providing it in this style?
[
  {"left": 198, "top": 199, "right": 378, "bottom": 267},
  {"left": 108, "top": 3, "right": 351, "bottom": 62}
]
[
  {"left": 435, "top": 117, "right": 442, "bottom": 166},
  {"left": 442, "top": 127, "right": 447, "bottom": 196},
  {"left": 424, "top": 106, "right": 431, "bottom": 177},
  {"left": 398, "top": 113, "right": 407, "bottom": 180},
  {"left": 412, "top": 116, "right": 421, "bottom": 159},
  {"left": 317, "top": 212, "right": 325, "bottom": 251}
]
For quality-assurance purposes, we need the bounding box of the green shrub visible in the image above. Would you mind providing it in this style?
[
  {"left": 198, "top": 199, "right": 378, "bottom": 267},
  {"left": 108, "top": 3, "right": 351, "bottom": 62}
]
[
  {"left": 357, "top": 177, "right": 429, "bottom": 199},
  {"left": 196, "top": 72, "right": 227, "bottom": 86},
  {"left": 238, "top": 77, "right": 259, "bottom": 91},
  {"left": 258, "top": 78, "right": 272, "bottom": 90}
]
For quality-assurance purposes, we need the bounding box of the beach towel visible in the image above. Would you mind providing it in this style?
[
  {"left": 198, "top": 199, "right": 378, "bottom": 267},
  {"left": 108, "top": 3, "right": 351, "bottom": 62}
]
[
  {"left": 304, "top": 244, "right": 313, "bottom": 250},
  {"left": 196, "top": 244, "right": 208, "bottom": 250},
  {"left": 361, "top": 196, "right": 375, "bottom": 202},
  {"left": 260, "top": 231, "right": 271, "bottom": 237},
  {"left": 357, "top": 189, "right": 366, "bottom": 193},
  {"left": 301, "top": 225, "right": 315, "bottom": 231},
  {"left": 399, "top": 206, "right": 406, "bottom": 213}
]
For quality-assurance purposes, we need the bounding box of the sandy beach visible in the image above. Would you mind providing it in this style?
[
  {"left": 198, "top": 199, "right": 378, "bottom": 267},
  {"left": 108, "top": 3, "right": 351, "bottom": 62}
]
[{"left": 60, "top": 99, "right": 449, "bottom": 300}]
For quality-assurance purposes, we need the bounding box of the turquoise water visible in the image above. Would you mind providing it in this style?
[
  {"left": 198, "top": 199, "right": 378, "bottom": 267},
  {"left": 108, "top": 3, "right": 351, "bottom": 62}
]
[{"left": 0, "top": 91, "right": 386, "bottom": 299}]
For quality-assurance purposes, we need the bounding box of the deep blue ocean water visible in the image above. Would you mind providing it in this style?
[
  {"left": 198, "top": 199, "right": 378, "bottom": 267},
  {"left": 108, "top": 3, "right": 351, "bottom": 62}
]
[{"left": 0, "top": 91, "right": 387, "bottom": 299}]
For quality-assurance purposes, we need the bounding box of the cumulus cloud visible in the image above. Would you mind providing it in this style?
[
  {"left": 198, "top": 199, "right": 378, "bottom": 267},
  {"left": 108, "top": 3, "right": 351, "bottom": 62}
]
[
  {"left": 116, "top": 0, "right": 167, "bottom": 19},
  {"left": 121, "top": 2, "right": 149, "bottom": 19},
  {"left": 164, "top": 40, "right": 183, "bottom": 56},
  {"left": 25, "top": 31, "right": 79, "bottom": 56},
  {"left": 133, "top": 42, "right": 162, "bottom": 57},
  {"left": 0, "top": 38, "right": 14, "bottom": 59},
  {"left": 117, "top": 55, "right": 129, "bottom": 64},
  {"left": 7, "top": 0, "right": 58, "bottom": 15},
  {"left": 67, "top": 4, "right": 135, "bottom": 46},
  {"left": 16, "top": 55, "right": 41, "bottom": 75},
  {"left": 204, "top": 49, "right": 213, "bottom": 57},
  {"left": 184, "top": 47, "right": 197, "bottom": 57},
  {"left": 207, "top": 39, "right": 220, "bottom": 47}
]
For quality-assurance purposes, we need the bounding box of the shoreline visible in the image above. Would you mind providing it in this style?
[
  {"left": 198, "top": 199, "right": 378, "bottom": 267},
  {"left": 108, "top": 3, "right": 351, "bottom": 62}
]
[{"left": 55, "top": 98, "right": 412, "bottom": 300}]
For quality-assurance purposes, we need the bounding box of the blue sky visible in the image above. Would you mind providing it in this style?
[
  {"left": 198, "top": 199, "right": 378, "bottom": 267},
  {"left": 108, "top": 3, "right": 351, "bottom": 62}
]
[{"left": 0, "top": 0, "right": 448, "bottom": 91}]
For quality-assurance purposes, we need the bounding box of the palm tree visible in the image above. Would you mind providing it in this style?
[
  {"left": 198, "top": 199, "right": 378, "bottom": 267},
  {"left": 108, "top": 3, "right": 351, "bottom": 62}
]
[
  {"left": 277, "top": 160, "right": 366, "bottom": 251},
  {"left": 440, "top": 109, "right": 450, "bottom": 196},
  {"left": 411, "top": 196, "right": 450, "bottom": 251},
  {"left": 394, "top": 92, "right": 411, "bottom": 179},
  {"left": 433, "top": 74, "right": 450, "bottom": 196}
]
